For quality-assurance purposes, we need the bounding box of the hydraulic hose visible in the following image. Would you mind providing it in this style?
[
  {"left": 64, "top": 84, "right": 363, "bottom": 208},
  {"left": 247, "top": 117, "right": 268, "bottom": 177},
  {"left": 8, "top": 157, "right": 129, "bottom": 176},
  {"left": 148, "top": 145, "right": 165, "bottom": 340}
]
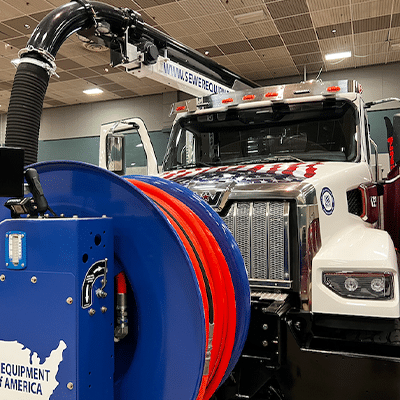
[{"left": 5, "top": 0, "right": 132, "bottom": 166}]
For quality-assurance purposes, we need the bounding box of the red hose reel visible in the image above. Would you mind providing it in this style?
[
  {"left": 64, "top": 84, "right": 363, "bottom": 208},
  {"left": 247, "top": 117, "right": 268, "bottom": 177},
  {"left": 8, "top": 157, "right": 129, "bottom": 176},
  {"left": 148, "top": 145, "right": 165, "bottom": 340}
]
[{"left": 127, "top": 179, "right": 237, "bottom": 399}]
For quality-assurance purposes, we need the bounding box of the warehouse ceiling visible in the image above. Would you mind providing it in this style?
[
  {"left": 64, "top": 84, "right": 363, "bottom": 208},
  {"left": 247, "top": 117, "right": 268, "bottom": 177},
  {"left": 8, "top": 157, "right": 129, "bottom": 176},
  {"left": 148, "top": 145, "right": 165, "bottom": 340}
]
[{"left": 0, "top": 0, "right": 399, "bottom": 112}]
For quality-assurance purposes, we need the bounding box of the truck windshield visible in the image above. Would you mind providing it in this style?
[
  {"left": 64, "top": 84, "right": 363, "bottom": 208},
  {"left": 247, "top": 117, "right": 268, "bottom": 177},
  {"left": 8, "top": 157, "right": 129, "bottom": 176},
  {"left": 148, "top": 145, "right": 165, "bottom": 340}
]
[{"left": 163, "top": 99, "right": 358, "bottom": 170}]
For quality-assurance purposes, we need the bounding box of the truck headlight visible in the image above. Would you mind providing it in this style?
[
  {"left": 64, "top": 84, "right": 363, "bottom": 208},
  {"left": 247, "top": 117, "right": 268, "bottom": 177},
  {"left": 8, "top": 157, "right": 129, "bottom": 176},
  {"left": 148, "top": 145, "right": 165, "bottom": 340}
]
[{"left": 322, "top": 272, "right": 394, "bottom": 300}]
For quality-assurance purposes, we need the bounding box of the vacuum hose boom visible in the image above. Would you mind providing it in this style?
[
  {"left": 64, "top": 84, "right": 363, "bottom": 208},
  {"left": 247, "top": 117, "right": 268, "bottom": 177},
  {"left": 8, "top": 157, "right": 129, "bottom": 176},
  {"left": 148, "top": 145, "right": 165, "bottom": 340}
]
[{"left": 5, "top": 0, "right": 132, "bottom": 166}]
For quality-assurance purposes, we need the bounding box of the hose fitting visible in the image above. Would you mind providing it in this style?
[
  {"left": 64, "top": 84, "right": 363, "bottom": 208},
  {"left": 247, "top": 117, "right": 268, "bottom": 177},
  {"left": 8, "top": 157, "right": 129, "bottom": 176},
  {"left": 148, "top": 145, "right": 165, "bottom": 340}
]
[{"left": 114, "top": 272, "right": 128, "bottom": 342}]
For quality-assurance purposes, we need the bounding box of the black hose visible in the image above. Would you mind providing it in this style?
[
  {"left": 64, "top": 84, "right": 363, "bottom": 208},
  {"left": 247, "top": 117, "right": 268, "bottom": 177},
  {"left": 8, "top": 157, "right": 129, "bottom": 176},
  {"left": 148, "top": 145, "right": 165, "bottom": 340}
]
[
  {"left": 5, "top": 1, "right": 129, "bottom": 166},
  {"left": 5, "top": 58, "right": 50, "bottom": 166},
  {"left": 27, "top": 1, "right": 129, "bottom": 58}
]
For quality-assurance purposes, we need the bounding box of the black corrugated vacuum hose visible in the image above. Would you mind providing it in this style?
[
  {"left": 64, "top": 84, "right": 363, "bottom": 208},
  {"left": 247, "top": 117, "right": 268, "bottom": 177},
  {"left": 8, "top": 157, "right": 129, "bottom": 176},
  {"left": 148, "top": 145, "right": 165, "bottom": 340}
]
[
  {"left": 5, "top": 56, "right": 50, "bottom": 166},
  {"left": 4, "top": 0, "right": 130, "bottom": 166}
]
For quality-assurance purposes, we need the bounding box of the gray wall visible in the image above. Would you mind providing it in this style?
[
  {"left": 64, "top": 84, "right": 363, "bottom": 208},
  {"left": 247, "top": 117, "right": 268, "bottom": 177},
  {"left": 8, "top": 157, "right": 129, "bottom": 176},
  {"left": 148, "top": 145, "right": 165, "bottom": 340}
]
[
  {"left": 39, "top": 91, "right": 177, "bottom": 141},
  {"left": 37, "top": 130, "right": 171, "bottom": 167},
  {"left": 0, "top": 91, "right": 176, "bottom": 143}
]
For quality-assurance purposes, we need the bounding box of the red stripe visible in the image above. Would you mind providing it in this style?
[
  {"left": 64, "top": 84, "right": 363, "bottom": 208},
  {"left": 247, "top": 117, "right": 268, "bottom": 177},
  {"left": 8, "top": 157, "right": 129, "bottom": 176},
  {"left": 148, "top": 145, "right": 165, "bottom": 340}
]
[
  {"left": 248, "top": 164, "right": 265, "bottom": 173},
  {"left": 267, "top": 163, "right": 282, "bottom": 173},
  {"left": 304, "top": 162, "right": 322, "bottom": 178},
  {"left": 162, "top": 173, "right": 175, "bottom": 180},
  {"left": 282, "top": 163, "right": 303, "bottom": 175},
  {"left": 173, "top": 170, "right": 194, "bottom": 178}
]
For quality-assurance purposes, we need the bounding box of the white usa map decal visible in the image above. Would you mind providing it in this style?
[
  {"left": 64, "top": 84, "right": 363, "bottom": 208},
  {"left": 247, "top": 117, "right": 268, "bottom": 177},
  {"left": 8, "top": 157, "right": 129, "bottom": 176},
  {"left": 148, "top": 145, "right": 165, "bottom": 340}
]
[{"left": 0, "top": 340, "right": 67, "bottom": 399}]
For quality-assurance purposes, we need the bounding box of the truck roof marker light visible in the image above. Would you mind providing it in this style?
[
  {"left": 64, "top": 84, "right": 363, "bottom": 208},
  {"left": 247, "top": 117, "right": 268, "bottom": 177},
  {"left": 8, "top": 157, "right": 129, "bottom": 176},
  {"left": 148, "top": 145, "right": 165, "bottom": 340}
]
[
  {"left": 221, "top": 98, "right": 234, "bottom": 104},
  {"left": 265, "top": 92, "right": 278, "bottom": 98},
  {"left": 242, "top": 94, "right": 255, "bottom": 101},
  {"left": 327, "top": 86, "right": 341, "bottom": 92}
]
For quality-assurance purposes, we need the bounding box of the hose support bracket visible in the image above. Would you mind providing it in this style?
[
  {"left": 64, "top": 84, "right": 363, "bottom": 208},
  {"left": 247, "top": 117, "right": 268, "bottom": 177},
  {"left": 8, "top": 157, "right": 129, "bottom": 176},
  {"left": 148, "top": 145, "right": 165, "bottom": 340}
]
[{"left": 16, "top": 46, "right": 58, "bottom": 77}]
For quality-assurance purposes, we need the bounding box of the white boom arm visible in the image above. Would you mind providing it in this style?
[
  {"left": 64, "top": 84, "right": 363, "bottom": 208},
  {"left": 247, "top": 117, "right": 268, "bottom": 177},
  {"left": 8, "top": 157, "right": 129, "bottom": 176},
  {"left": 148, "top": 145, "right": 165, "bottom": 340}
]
[{"left": 124, "top": 44, "right": 233, "bottom": 97}]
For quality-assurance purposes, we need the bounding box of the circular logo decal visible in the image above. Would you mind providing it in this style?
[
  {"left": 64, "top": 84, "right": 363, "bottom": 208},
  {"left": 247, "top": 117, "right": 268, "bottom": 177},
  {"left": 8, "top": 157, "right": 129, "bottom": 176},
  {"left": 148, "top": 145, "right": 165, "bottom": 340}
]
[{"left": 320, "top": 187, "right": 335, "bottom": 215}]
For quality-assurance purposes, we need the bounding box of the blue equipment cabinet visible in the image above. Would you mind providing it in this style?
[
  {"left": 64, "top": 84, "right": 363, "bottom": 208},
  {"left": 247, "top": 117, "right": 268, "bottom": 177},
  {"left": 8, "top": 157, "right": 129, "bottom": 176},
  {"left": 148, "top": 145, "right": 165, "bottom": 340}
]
[
  {"left": 0, "top": 216, "right": 114, "bottom": 400},
  {"left": 0, "top": 161, "right": 252, "bottom": 399}
]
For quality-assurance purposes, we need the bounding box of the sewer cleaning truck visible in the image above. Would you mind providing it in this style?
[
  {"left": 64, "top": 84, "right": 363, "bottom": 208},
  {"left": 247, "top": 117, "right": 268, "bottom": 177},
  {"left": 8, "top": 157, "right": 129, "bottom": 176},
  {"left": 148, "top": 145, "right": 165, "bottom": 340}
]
[{"left": 2, "top": 1, "right": 400, "bottom": 399}]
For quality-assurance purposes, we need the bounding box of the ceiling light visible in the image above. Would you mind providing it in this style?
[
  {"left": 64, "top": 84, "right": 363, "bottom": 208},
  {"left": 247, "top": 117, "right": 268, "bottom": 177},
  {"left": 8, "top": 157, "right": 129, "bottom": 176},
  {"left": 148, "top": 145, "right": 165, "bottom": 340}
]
[
  {"left": 234, "top": 10, "right": 265, "bottom": 25},
  {"left": 83, "top": 88, "right": 103, "bottom": 95},
  {"left": 325, "top": 51, "right": 351, "bottom": 60}
]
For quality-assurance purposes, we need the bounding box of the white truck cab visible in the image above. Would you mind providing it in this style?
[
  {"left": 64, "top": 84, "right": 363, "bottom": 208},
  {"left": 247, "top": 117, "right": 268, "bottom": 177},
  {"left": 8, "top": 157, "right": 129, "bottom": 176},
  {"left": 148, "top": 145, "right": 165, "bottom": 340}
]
[{"left": 160, "top": 79, "right": 399, "bottom": 321}]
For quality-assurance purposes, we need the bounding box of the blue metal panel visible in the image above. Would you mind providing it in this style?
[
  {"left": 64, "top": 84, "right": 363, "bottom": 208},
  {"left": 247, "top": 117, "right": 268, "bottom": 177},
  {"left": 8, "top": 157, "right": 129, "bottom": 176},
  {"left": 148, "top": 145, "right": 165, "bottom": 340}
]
[
  {"left": 0, "top": 161, "right": 206, "bottom": 400},
  {"left": 0, "top": 217, "right": 114, "bottom": 400}
]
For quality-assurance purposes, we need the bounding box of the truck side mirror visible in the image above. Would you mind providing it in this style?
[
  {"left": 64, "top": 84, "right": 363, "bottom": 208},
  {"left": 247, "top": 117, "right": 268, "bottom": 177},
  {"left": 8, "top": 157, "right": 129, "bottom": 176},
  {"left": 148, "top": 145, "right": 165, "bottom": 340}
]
[{"left": 106, "top": 133, "right": 125, "bottom": 176}]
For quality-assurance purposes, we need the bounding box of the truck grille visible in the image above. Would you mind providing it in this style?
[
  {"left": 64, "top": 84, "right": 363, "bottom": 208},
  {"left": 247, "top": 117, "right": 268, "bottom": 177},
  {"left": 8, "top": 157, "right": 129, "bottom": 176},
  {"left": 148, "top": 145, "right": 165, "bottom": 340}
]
[{"left": 222, "top": 201, "right": 291, "bottom": 288}]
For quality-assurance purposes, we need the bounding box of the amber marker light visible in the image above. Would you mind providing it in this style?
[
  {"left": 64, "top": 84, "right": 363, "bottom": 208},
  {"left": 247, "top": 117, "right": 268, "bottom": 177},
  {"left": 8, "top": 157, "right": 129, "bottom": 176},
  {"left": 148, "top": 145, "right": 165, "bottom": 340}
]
[{"left": 327, "top": 86, "right": 341, "bottom": 92}]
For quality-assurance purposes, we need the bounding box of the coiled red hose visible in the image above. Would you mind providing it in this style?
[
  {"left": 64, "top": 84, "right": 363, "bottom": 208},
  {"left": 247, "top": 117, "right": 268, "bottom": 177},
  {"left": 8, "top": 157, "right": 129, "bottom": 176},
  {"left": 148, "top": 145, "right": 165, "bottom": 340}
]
[{"left": 127, "top": 178, "right": 237, "bottom": 400}]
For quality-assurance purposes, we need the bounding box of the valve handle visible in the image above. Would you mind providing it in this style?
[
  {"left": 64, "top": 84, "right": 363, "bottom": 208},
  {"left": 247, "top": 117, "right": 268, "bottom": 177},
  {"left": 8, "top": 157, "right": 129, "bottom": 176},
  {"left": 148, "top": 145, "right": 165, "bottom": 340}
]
[{"left": 25, "top": 168, "right": 48, "bottom": 214}]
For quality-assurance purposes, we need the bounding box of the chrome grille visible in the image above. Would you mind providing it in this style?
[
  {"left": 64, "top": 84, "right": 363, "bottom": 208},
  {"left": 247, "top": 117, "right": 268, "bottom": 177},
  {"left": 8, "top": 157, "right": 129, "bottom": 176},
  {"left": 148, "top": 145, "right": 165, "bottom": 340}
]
[
  {"left": 252, "top": 202, "right": 268, "bottom": 279},
  {"left": 269, "top": 202, "right": 285, "bottom": 280},
  {"left": 236, "top": 203, "right": 251, "bottom": 272},
  {"left": 222, "top": 201, "right": 291, "bottom": 287}
]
